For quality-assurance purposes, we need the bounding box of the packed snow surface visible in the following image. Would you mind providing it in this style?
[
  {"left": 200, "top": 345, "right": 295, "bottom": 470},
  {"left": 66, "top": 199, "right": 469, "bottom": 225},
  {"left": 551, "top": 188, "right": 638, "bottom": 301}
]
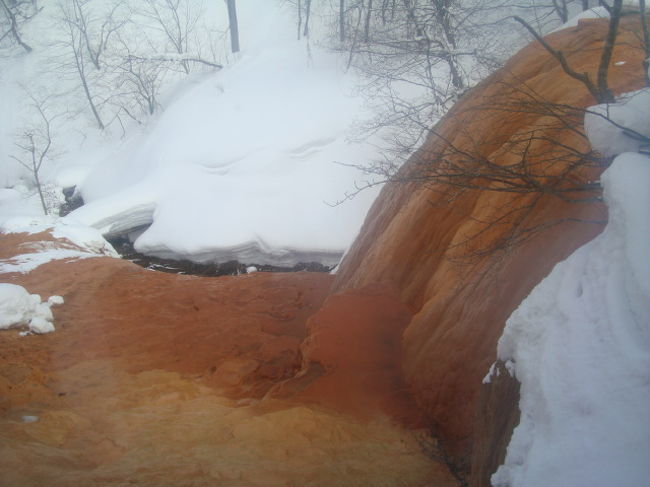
[
  {"left": 492, "top": 90, "right": 650, "bottom": 487},
  {"left": 0, "top": 283, "right": 64, "bottom": 334}
]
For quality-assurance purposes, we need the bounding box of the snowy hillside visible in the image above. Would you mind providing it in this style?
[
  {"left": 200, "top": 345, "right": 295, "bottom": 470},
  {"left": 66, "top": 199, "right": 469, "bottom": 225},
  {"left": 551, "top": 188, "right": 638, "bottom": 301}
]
[
  {"left": 1, "top": 0, "right": 384, "bottom": 267},
  {"left": 70, "top": 41, "right": 382, "bottom": 266}
]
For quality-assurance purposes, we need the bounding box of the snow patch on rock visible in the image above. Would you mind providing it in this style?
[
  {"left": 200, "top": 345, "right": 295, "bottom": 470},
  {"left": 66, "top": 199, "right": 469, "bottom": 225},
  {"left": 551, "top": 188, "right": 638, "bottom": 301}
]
[
  {"left": 0, "top": 217, "right": 118, "bottom": 274},
  {"left": 0, "top": 283, "right": 64, "bottom": 334}
]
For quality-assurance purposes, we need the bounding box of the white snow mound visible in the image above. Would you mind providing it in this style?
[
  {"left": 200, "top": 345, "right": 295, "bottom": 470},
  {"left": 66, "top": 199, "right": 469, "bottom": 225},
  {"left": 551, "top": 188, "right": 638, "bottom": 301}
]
[
  {"left": 492, "top": 154, "right": 650, "bottom": 485},
  {"left": 70, "top": 41, "right": 382, "bottom": 266},
  {"left": 0, "top": 283, "right": 64, "bottom": 334}
]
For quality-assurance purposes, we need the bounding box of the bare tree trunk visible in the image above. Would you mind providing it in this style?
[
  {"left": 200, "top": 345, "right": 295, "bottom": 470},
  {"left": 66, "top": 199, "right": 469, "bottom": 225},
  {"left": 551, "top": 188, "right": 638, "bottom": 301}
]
[
  {"left": 552, "top": 0, "right": 569, "bottom": 23},
  {"left": 33, "top": 168, "right": 48, "bottom": 215},
  {"left": 582, "top": 0, "right": 590, "bottom": 10},
  {"left": 72, "top": 32, "right": 105, "bottom": 129},
  {"left": 640, "top": 0, "right": 649, "bottom": 86},
  {"left": 347, "top": 2, "right": 364, "bottom": 69},
  {"left": 9, "top": 93, "right": 55, "bottom": 216},
  {"left": 226, "top": 0, "right": 239, "bottom": 53},
  {"left": 303, "top": 0, "right": 311, "bottom": 37},
  {"left": 0, "top": 0, "right": 32, "bottom": 52},
  {"left": 596, "top": 0, "right": 622, "bottom": 101},
  {"left": 297, "top": 0, "right": 302, "bottom": 40},
  {"left": 364, "top": 0, "right": 373, "bottom": 42},
  {"left": 339, "top": 0, "right": 345, "bottom": 42}
]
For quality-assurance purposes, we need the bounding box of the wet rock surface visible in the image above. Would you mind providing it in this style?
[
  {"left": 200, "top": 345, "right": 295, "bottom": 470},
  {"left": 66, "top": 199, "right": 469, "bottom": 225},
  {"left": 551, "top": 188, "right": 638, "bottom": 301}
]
[{"left": 0, "top": 233, "right": 458, "bottom": 487}]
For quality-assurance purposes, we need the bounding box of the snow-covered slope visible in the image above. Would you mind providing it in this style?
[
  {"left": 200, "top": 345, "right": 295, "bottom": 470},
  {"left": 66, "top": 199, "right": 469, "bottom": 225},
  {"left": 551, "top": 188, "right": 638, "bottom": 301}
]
[
  {"left": 1, "top": 0, "right": 384, "bottom": 267},
  {"left": 68, "top": 40, "right": 381, "bottom": 266},
  {"left": 492, "top": 89, "right": 650, "bottom": 487}
]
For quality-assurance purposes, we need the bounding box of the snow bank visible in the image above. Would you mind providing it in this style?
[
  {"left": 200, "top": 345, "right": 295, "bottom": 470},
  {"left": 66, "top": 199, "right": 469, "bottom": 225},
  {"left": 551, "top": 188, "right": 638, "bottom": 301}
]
[
  {"left": 492, "top": 91, "right": 650, "bottom": 486},
  {"left": 585, "top": 89, "right": 650, "bottom": 157},
  {"left": 0, "top": 217, "right": 117, "bottom": 274},
  {"left": 0, "top": 283, "right": 64, "bottom": 334},
  {"left": 71, "top": 40, "right": 382, "bottom": 266}
]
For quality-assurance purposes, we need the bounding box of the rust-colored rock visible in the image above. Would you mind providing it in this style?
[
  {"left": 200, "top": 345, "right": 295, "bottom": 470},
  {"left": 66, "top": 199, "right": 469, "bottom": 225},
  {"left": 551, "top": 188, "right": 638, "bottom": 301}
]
[
  {"left": 332, "top": 16, "right": 649, "bottom": 476},
  {"left": 469, "top": 361, "right": 521, "bottom": 487},
  {"left": 0, "top": 233, "right": 458, "bottom": 486},
  {"left": 270, "top": 284, "right": 425, "bottom": 427},
  {"left": 1, "top": 246, "right": 332, "bottom": 403}
]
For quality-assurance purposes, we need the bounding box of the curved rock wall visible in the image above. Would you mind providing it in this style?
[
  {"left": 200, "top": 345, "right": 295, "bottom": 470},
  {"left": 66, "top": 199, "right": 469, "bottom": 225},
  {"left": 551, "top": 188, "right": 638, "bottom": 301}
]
[{"left": 332, "top": 15, "right": 648, "bottom": 475}]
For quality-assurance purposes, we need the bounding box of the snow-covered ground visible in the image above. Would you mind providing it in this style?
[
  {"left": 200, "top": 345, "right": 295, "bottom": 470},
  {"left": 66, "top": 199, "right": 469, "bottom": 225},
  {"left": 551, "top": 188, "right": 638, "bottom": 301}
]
[
  {"left": 69, "top": 39, "right": 382, "bottom": 266},
  {"left": 491, "top": 88, "right": 650, "bottom": 487},
  {"left": 0, "top": 0, "right": 384, "bottom": 267}
]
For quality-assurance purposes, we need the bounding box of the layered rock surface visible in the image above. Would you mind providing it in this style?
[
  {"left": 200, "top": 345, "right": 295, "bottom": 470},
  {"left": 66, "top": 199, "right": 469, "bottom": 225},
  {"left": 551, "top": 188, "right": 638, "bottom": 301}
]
[{"left": 0, "top": 231, "right": 457, "bottom": 486}]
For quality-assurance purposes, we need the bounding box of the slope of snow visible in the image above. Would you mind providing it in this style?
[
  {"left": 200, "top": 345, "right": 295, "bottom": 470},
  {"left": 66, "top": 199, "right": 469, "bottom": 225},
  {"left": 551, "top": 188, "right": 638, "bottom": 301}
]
[
  {"left": 492, "top": 91, "right": 650, "bottom": 487},
  {"left": 69, "top": 39, "right": 382, "bottom": 266},
  {"left": 0, "top": 0, "right": 384, "bottom": 267}
]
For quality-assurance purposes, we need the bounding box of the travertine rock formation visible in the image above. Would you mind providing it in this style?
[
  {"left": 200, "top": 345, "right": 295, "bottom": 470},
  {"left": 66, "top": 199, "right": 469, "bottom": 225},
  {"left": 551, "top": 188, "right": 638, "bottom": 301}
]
[
  {"left": 0, "top": 232, "right": 457, "bottom": 486},
  {"left": 330, "top": 15, "right": 648, "bottom": 477}
]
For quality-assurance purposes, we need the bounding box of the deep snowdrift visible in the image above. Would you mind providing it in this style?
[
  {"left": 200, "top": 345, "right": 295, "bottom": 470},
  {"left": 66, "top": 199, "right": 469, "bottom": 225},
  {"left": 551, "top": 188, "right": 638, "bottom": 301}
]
[
  {"left": 1, "top": 0, "right": 384, "bottom": 267},
  {"left": 68, "top": 42, "right": 381, "bottom": 266},
  {"left": 492, "top": 90, "right": 650, "bottom": 487}
]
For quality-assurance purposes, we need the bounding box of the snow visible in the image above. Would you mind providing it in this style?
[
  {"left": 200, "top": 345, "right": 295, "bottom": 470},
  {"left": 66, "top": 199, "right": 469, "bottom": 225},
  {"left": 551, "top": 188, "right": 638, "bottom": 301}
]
[
  {"left": 585, "top": 89, "right": 650, "bottom": 157},
  {"left": 0, "top": 217, "right": 118, "bottom": 274},
  {"left": 0, "top": 283, "right": 64, "bottom": 334},
  {"left": 1, "top": 0, "right": 384, "bottom": 267},
  {"left": 492, "top": 91, "right": 650, "bottom": 487},
  {"left": 70, "top": 39, "right": 382, "bottom": 266},
  {"left": 550, "top": 7, "right": 610, "bottom": 33}
]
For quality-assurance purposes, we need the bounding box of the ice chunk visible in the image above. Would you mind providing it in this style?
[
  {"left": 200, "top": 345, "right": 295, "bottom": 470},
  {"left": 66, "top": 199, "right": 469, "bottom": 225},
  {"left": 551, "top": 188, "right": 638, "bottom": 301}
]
[{"left": 0, "top": 283, "right": 62, "bottom": 334}]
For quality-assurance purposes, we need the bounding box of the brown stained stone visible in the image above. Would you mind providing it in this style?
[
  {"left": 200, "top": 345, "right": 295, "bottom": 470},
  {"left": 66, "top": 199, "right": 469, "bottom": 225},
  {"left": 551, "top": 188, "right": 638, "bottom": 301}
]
[
  {"left": 331, "top": 16, "right": 649, "bottom": 476},
  {"left": 470, "top": 361, "right": 521, "bottom": 487},
  {"left": 0, "top": 235, "right": 458, "bottom": 486},
  {"left": 269, "top": 284, "right": 425, "bottom": 427},
  {"left": 0, "top": 248, "right": 333, "bottom": 401}
]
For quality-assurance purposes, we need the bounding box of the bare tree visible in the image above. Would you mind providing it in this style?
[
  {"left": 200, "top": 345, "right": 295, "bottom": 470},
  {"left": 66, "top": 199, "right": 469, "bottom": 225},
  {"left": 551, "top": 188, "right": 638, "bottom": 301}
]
[
  {"left": 60, "top": 5, "right": 106, "bottom": 130},
  {"left": 283, "top": 0, "right": 313, "bottom": 40},
  {"left": 61, "top": 0, "right": 127, "bottom": 71},
  {"left": 9, "top": 92, "right": 59, "bottom": 215},
  {"left": 335, "top": 4, "right": 648, "bottom": 258},
  {"left": 139, "top": 0, "right": 204, "bottom": 73},
  {"left": 340, "top": 0, "right": 346, "bottom": 41},
  {"left": 115, "top": 55, "right": 166, "bottom": 119},
  {"left": 303, "top": 0, "right": 312, "bottom": 37},
  {"left": 0, "top": 0, "right": 39, "bottom": 52},
  {"left": 513, "top": 2, "right": 623, "bottom": 104},
  {"left": 225, "top": 0, "right": 239, "bottom": 53},
  {"left": 640, "top": 0, "right": 649, "bottom": 85}
]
